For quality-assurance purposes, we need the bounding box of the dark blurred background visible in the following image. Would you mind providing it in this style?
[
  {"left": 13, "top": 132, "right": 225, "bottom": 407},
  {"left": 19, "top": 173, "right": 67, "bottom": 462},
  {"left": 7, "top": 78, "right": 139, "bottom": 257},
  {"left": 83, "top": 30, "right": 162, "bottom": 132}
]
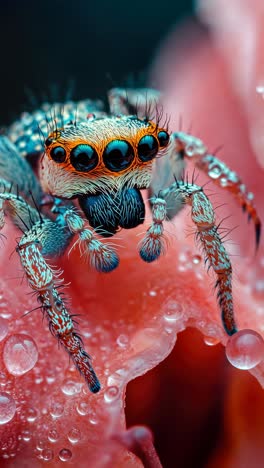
[{"left": 0, "top": 0, "right": 194, "bottom": 125}]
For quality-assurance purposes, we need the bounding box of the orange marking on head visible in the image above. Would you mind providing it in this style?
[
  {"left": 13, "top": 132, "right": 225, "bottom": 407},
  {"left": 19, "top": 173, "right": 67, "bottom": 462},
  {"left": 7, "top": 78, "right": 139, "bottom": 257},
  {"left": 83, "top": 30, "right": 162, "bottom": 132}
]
[{"left": 44, "top": 116, "right": 170, "bottom": 178}]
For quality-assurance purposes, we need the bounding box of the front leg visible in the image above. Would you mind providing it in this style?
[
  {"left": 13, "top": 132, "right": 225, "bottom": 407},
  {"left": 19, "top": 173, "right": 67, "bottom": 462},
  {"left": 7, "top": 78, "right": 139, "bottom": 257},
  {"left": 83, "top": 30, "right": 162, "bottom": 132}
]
[
  {"left": 140, "top": 182, "right": 237, "bottom": 336},
  {"left": 17, "top": 233, "right": 100, "bottom": 393},
  {"left": 164, "top": 180, "right": 237, "bottom": 336},
  {"left": 0, "top": 191, "right": 100, "bottom": 392}
]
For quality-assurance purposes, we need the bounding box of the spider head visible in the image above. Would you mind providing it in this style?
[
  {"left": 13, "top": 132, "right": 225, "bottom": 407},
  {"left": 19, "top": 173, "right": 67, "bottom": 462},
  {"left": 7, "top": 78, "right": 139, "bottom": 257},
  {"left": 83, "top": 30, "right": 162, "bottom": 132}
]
[{"left": 40, "top": 116, "right": 170, "bottom": 199}]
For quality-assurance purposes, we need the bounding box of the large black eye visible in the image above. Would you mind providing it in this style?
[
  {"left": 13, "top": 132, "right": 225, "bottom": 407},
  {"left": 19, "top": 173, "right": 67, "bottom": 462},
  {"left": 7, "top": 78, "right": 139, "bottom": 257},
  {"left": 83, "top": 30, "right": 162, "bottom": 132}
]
[
  {"left": 157, "top": 131, "right": 170, "bottom": 148},
  {"left": 103, "top": 140, "right": 134, "bottom": 172},
  {"left": 138, "top": 135, "right": 159, "bottom": 162},
  {"left": 50, "top": 146, "right": 66, "bottom": 163},
  {"left": 70, "top": 144, "right": 98, "bottom": 172}
]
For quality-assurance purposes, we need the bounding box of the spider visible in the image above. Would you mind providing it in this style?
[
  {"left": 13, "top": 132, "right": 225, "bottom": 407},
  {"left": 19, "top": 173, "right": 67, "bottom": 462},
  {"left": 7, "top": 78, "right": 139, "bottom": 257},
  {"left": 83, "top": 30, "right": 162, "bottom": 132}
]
[{"left": 0, "top": 87, "right": 261, "bottom": 393}]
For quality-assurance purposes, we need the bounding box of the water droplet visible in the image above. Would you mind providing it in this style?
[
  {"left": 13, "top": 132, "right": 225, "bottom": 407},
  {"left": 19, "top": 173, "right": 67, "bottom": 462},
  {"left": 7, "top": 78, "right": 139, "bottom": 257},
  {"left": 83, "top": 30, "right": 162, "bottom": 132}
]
[
  {"left": 256, "top": 85, "right": 264, "bottom": 94},
  {"left": 21, "top": 429, "right": 31, "bottom": 442},
  {"left": 104, "top": 386, "right": 119, "bottom": 403},
  {"left": 226, "top": 329, "right": 264, "bottom": 369},
  {"left": 164, "top": 301, "right": 183, "bottom": 322},
  {"left": 220, "top": 176, "right": 228, "bottom": 187},
  {"left": 252, "top": 279, "right": 264, "bottom": 301},
  {"left": 116, "top": 334, "right": 129, "bottom": 348},
  {"left": 0, "top": 317, "right": 8, "bottom": 341},
  {"left": 50, "top": 399, "right": 64, "bottom": 418},
  {"left": 208, "top": 165, "right": 222, "bottom": 179},
  {"left": 76, "top": 400, "right": 90, "bottom": 416},
  {"left": 0, "top": 392, "right": 16, "bottom": 424},
  {"left": 192, "top": 255, "right": 201, "bottom": 265},
  {"left": 36, "top": 438, "right": 47, "bottom": 451},
  {"left": 204, "top": 336, "right": 220, "bottom": 346},
  {"left": 42, "top": 448, "right": 54, "bottom": 462},
  {"left": 35, "top": 376, "right": 43, "bottom": 385},
  {"left": 61, "top": 380, "right": 82, "bottom": 396},
  {"left": 89, "top": 413, "right": 98, "bottom": 425},
  {"left": 45, "top": 371, "right": 56, "bottom": 385},
  {"left": 48, "top": 429, "right": 59, "bottom": 443},
  {"left": 186, "top": 144, "right": 195, "bottom": 156},
  {"left": 68, "top": 427, "right": 81, "bottom": 444},
  {"left": 0, "top": 371, "right": 8, "bottom": 387},
  {"left": 3, "top": 334, "right": 38, "bottom": 376},
  {"left": 59, "top": 448, "right": 72, "bottom": 462},
  {"left": 149, "top": 290, "right": 157, "bottom": 297},
  {"left": 26, "top": 406, "right": 37, "bottom": 422}
]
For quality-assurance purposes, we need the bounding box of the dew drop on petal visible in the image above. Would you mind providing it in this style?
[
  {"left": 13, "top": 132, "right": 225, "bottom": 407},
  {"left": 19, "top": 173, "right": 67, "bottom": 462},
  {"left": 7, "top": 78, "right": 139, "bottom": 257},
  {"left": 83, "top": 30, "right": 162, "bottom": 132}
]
[
  {"left": 192, "top": 255, "right": 201, "bottom": 265},
  {"left": 48, "top": 429, "right": 59, "bottom": 443},
  {"left": 204, "top": 336, "right": 220, "bottom": 346},
  {"left": 50, "top": 399, "right": 64, "bottom": 418},
  {"left": 116, "top": 334, "right": 129, "bottom": 348},
  {"left": 149, "top": 290, "right": 157, "bottom": 297},
  {"left": 59, "top": 448, "right": 72, "bottom": 462},
  {"left": 89, "top": 412, "right": 98, "bottom": 425},
  {"left": 0, "top": 392, "right": 16, "bottom": 424},
  {"left": 76, "top": 400, "right": 90, "bottom": 416},
  {"left": 226, "top": 329, "right": 264, "bottom": 370},
  {"left": 164, "top": 301, "right": 183, "bottom": 322},
  {"left": 21, "top": 429, "right": 31, "bottom": 442},
  {"left": 42, "top": 449, "right": 54, "bottom": 462},
  {"left": 104, "top": 386, "right": 119, "bottom": 403},
  {"left": 68, "top": 427, "right": 81, "bottom": 444},
  {"left": 0, "top": 317, "right": 8, "bottom": 342},
  {"left": 3, "top": 334, "right": 38, "bottom": 376},
  {"left": 61, "top": 380, "right": 82, "bottom": 396},
  {"left": 26, "top": 406, "right": 37, "bottom": 422},
  {"left": 36, "top": 438, "right": 47, "bottom": 451}
]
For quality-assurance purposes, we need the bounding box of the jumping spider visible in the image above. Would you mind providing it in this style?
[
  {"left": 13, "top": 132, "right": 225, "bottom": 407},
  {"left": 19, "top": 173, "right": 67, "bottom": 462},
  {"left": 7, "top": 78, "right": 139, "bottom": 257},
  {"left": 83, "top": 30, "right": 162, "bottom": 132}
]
[{"left": 0, "top": 88, "right": 261, "bottom": 393}]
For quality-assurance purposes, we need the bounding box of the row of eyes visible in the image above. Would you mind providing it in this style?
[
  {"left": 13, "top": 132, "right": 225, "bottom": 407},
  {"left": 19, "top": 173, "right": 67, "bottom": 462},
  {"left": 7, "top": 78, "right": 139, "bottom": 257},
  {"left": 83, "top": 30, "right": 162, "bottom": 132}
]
[{"left": 46, "top": 131, "right": 170, "bottom": 173}]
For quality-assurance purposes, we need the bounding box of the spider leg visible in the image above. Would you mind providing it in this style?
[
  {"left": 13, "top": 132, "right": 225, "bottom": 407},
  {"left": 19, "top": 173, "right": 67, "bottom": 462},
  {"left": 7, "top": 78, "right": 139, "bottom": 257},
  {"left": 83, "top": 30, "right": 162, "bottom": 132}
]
[
  {"left": 141, "top": 180, "right": 237, "bottom": 336},
  {"left": 0, "top": 136, "right": 43, "bottom": 204},
  {"left": 108, "top": 87, "right": 161, "bottom": 118},
  {"left": 0, "top": 191, "right": 100, "bottom": 393},
  {"left": 171, "top": 132, "right": 261, "bottom": 250},
  {"left": 63, "top": 208, "right": 119, "bottom": 272},
  {"left": 139, "top": 197, "right": 167, "bottom": 262}
]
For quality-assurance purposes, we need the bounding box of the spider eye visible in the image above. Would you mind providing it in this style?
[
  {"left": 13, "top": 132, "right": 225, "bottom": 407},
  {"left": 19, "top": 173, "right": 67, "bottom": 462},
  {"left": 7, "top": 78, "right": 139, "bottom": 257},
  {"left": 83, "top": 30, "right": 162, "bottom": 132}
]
[
  {"left": 70, "top": 144, "right": 98, "bottom": 172},
  {"left": 103, "top": 140, "right": 134, "bottom": 172},
  {"left": 50, "top": 146, "right": 66, "bottom": 163},
  {"left": 157, "top": 131, "right": 170, "bottom": 148},
  {"left": 45, "top": 137, "right": 53, "bottom": 147},
  {"left": 138, "top": 135, "right": 158, "bottom": 162}
]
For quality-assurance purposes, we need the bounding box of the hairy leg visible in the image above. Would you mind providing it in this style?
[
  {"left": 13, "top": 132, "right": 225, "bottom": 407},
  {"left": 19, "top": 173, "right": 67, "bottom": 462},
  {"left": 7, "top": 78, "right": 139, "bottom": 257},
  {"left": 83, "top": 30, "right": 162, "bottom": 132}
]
[
  {"left": 140, "top": 181, "right": 237, "bottom": 336},
  {"left": 0, "top": 191, "right": 100, "bottom": 392},
  {"left": 171, "top": 132, "right": 261, "bottom": 249}
]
